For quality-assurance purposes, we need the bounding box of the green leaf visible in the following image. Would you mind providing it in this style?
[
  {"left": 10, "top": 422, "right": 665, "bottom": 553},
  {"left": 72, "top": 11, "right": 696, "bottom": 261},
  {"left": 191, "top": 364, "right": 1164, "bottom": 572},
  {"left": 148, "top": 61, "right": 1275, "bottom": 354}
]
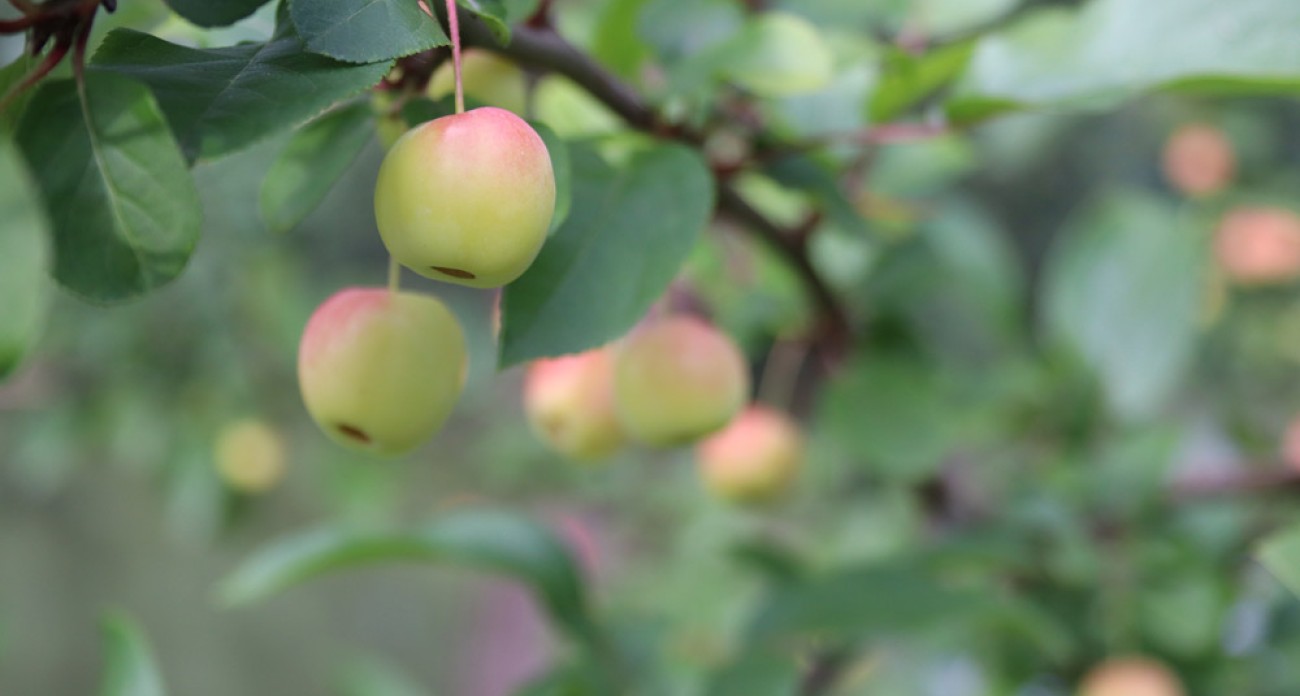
[
  {"left": 457, "top": 0, "right": 540, "bottom": 44},
  {"left": 591, "top": 0, "right": 652, "bottom": 77},
  {"left": 92, "top": 16, "right": 392, "bottom": 162},
  {"left": 260, "top": 101, "right": 373, "bottom": 234},
  {"left": 16, "top": 74, "right": 201, "bottom": 302},
  {"left": 0, "top": 55, "right": 34, "bottom": 135},
  {"left": 763, "top": 154, "right": 870, "bottom": 237},
  {"left": 1042, "top": 192, "right": 1206, "bottom": 421},
  {"left": 531, "top": 121, "right": 570, "bottom": 234},
  {"left": 221, "top": 508, "right": 592, "bottom": 637},
  {"left": 871, "top": 41, "right": 975, "bottom": 122},
  {"left": 339, "top": 657, "right": 430, "bottom": 696},
  {"left": 1138, "top": 571, "right": 1224, "bottom": 657},
  {"left": 1258, "top": 522, "right": 1300, "bottom": 598},
  {"left": 98, "top": 613, "right": 165, "bottom": 696},
  {"left": 954, "top": 0, "right": 1300, "bottom": 123},
  {"left": 290, "top": 0, "right": 448, "bottom": 64},
  {"left": 817, "top": 354, "right": 961, "bottom": 482},
  {"left": 746, "top": 560, "right": 989, "bottom": 642},
  {"left": 913, "top": 0, "right": 1018, "bottom": 36},
  {"left": 512, "top": 663, "right": 607, "bottom": 696},
  {"left": 730, "top": 539, "right": 807, "bottom": 587},
  {"left": 0, "top": 133, "right": 51, "bottom": 381},
  {"left": 714, "top": 12, "right": 834, "bottom": 98},
  {"left": 164, "top": 0, "right": 271, "bottom": 27},
  {"left": 705, "top": 648, "right": 801, "bottom": 696},
  {"left": 499, "top": 142, "right": 714, "bottom": 367}
]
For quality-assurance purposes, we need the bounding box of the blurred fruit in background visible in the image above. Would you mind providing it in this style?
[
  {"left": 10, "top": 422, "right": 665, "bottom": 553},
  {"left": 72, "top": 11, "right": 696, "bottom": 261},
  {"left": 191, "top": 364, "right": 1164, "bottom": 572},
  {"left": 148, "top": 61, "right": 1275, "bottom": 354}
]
[
  {"left": 1214, "top": 206, "right": 1300, "bottom": 286},
  {"left": 696, "top": 404, "right": 803, "bottom": 504},
  {"left": 1077, "top": 657, "right": 1185, "bottom": 696},
  {"left": 214, "top": 418, "right": 287, "bottom": 494},
  {"left": 1162, "top": 123, "right": 1235, "bottom": 198}
]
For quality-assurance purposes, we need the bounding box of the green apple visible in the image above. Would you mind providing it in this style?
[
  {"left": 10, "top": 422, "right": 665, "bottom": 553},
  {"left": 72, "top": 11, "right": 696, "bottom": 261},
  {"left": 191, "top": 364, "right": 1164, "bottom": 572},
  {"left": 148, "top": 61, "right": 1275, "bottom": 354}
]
[
  {"left": 524, "top": 347, "right": 625, "bottom": 461},
  {"left": 298, "top": 288, "right": 467, "bottom": 456},
  {"left": 371, "top": 91, "right": 409, "bottom": 151},
  {"left": 215, "top": 418, "right": 287, "bottom": 493},
  {"left": 1078, "top": 658, "right": 1184, "bottom": 696},
  {"left": 373, "top": 107, "right": 555, "bottom": 288},
  {"left": 614, "top": 316, "right": 749, "bottom": 446},
  {"left": 428, "top": 49, "right": 528, "bottom": 115},
  {"left": 696, "top": 405, "right": 802, "bottom": 504}
]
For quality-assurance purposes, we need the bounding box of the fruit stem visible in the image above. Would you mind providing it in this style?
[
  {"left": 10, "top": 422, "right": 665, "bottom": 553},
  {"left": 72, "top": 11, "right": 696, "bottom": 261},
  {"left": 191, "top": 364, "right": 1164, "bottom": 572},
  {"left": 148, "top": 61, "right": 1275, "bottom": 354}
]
[
  {"left": 388, "top": 256, "right": 401, "bottom": 293},
  {"left": 444, "top": 0, "right": 464, "bottom": 114}
]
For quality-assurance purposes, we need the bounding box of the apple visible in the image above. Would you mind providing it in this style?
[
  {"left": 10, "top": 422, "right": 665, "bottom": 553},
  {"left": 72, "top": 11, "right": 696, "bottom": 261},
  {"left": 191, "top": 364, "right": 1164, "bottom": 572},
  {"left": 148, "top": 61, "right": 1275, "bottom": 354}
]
[
  {"left": 298, "top": 288, "right": 467, "bottom": 456},
  {"left": 428, "top": 49, "right": 528, "bottom": 115},
  {"left": 614, "top": 316, "right": 749, "bottom": 446},
  {"left": 1078, "top": 657, "right": 1184, "bottom": 696},
  {"left": 373, "top": 107, "right": 555, "bottom": 288},
  {"left": 1162, "top": 123, "right": 1234, "bottom": 198},
  {"left": 523, "top": 348, "right": 625, "bottom": 461},
  {"left": 371, "top": 91, "right": 409, "bottom": 151},
  {"left": 214, "top": 418, "right": 287, "bottom": 494},
  {"left": 1214, "top": 206, "right": 1300, "bottom": 285},
  {"left": 697, "top": 405, "right": 803, "bottom": 504}
]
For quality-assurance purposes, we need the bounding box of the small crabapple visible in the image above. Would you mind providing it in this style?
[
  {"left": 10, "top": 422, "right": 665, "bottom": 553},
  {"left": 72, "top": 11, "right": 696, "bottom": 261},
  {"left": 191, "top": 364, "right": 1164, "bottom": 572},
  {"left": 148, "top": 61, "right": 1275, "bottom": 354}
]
[
  {"left": 428, "top": 49, "right": 528, "bottom": 115},
  {"left": 1214, "top": 206, "right": 1300, "bottom": 285},
  {"left": 298, "top": 288, "right": 467, "bottom": 456},
  {"left": 1077, "top": 657, "right": 1184, "bottom": 696},
  {"left": 523, "top": 348, "right": 625, "bottom": 461},
  {"left": 697, "top": 405, "right": 803, "bottom": 504},
  {"left": 373, "top": 107, "right": 555, "bottom": 288},
  {"left": 1162, "top": 123, "right": 1234, "bottom": 198},
  {"left": 613, "top": 316, "right": 749, "bottom": 446},
  {"left": 214, "top": 418, "right": 287, "bottom": 494}
]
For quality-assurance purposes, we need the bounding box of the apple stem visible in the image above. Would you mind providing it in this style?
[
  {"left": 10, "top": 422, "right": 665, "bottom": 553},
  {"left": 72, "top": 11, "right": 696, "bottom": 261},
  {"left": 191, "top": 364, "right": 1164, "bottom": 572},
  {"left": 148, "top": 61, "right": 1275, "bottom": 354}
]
[
  {"left": 388, "top": 256, "right": 402, "bottom": 293},
  {"left": 444, "top": 0, "right": 464, "bottom": 114}
]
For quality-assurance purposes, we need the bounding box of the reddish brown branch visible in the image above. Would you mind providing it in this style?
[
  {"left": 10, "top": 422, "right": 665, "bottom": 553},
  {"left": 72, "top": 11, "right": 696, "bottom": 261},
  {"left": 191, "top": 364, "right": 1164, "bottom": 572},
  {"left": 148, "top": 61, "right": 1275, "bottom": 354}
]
[
  {"left": 1170, "top": 466, "right": 1300, "bottom": 501},
  {"left": 0, "top": 38, "right": 67, "bottom": 113},
  {"left": 453, "top": 18, "right": 854, "bottom": 352}
]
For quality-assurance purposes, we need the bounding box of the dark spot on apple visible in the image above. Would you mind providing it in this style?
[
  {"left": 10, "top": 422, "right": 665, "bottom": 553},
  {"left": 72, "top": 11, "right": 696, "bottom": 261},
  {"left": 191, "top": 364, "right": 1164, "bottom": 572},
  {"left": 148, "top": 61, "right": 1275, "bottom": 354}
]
[
  {"left": 432, "top": 266, "right": 476, "bottom": 279},
  {"left": 336, "top": 423, "right": 371, "bottom": 444}
]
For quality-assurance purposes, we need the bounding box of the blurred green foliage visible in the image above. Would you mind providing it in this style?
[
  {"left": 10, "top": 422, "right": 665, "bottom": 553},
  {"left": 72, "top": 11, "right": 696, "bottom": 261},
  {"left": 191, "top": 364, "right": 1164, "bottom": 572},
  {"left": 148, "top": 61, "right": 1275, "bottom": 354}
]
[{"left": 6, "top": 0, "right": 1300, "bottom": 695}]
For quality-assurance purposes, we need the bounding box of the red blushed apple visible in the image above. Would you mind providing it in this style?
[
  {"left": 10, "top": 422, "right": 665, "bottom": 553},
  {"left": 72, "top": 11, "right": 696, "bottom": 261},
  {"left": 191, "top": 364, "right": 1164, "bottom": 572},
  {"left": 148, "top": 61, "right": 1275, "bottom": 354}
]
[
  {"left": 1077, "top": 657, "right": 1184, "bottom": 696},
  {"left": 1162, "top": 123, "right": 1234, "bottom": 198},
  {"left": 523, "top": 348, "right": 625, "bottom": 461},
  {"left": 1214, "top": 206, "right": 1300, "bottom": 285},
  {"left": 614, "top": 316, "right": 750, "bottom": 446},
  {"left": 373, "top": 107, "right": 555, "bottom": 288},
  {"left": 298, "top": 288, "right": 467, "bottom": 456},
  {"left": 696, "top": 405, "right": 803, "bottom": 504}
]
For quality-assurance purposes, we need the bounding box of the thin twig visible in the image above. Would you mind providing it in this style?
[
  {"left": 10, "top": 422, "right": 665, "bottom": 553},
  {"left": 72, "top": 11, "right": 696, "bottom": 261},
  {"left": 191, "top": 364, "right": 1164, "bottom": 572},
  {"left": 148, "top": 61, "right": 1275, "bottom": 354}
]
[
  {"left": 800, "top": 648, "right": 852, "bottom": 696},
  {"left": 1169, "top": 466, "right": 1300, "bottom": 501},
  {"left": 0, "top": 40, "right": 67, "bottom": 114}
]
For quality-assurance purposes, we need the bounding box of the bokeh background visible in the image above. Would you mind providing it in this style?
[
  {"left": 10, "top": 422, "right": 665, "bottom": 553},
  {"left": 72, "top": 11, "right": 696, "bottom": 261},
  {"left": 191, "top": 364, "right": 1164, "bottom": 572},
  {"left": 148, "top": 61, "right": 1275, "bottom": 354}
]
[{"left": 6, "top": 1, "right": 1300, "bottom": 695}]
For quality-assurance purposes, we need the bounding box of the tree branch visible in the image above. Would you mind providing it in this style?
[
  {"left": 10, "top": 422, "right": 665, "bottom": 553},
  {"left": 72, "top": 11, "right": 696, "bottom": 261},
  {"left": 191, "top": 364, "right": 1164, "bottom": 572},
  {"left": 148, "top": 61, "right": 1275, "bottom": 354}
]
[
  {"left": 1170, "top": 466, "right": 1300, "bottom": 501},
  {"left": 800, "top": 648, "right": 852, "bottom": 695},
  {"left": 458, "top": 19, "right": 853, "bottom": 353}
]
